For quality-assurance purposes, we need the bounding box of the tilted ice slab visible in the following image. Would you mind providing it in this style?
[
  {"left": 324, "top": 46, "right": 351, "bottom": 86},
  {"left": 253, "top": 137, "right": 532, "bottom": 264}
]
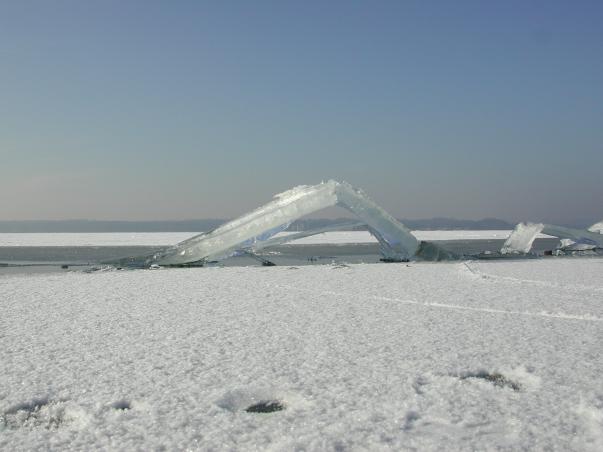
[
  {"left": 251, "top": 221, "right": 365, "bottom": 250},
  {"left": 501, "top": 223, "right": 546, "bottom": 254},
  {"left": 126, "top": 180, "right": 422, "bottom": 266},
  {"left": 502, "top": 220, "right": 603, "bottom": 254}
]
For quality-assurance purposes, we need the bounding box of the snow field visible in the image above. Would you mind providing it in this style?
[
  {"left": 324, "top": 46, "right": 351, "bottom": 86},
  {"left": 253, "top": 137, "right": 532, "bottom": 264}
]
[{"left": 1, "top": 258, "right": 602, "bottom": 450}]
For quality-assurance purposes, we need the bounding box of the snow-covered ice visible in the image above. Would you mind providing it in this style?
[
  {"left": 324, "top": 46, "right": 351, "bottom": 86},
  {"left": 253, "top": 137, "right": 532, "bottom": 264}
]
[{"left": 1, "top": 258, "right": 602, "bottom": 450}]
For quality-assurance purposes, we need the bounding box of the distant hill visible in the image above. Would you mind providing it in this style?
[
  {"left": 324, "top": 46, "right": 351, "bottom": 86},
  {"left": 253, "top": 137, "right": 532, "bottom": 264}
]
[{"left": 0, "top": 217, "right": 514, "bottom": 233}]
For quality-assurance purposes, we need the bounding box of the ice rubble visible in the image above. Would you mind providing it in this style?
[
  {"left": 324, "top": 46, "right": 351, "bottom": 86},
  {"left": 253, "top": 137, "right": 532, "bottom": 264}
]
[
  {"left": 112, "top": 179, "right": 599, "bottom": 266},
  {"left": 588, "top": 220, "right": 603, "bottom": 234},
  {"left": 501, "top": 220, "right": 603, "bottom": 254},
  {"left": 122, "top": 180, "right": 451, "bottom": 267}
]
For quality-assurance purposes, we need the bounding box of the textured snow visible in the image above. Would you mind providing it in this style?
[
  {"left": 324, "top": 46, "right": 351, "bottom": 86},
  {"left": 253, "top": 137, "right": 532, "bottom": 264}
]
[
  {"left": 0, "top": 230, "right": 544, "bottom": 247},
  {"left": 2, "top": 259, "right": 602, "bottom": 450}
]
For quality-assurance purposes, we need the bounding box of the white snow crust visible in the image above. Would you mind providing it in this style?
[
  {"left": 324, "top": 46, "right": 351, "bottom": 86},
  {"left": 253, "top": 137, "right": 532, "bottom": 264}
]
[{"left": 2, "top": 259, "right": 602, "bottom": 450}]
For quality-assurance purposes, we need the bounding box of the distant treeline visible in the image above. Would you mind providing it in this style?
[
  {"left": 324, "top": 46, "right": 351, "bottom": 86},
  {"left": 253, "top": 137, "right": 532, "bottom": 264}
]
[{"left": 0, "top": 217, "right": 514, "bottom": 233}]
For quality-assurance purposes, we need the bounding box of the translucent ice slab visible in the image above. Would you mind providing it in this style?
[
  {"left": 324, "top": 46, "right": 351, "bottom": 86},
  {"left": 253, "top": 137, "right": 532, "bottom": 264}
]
[
  {"left": 126, "top": 180, "right": 422, "bottom": 266},
  {"left": 501, "top": 223, "right": 544, "bottom": 254}
]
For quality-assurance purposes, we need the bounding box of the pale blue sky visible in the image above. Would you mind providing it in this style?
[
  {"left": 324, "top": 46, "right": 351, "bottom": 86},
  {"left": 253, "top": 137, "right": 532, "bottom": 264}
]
[{"left": 1, "top": 0, "right": 602, "bottom": 225}]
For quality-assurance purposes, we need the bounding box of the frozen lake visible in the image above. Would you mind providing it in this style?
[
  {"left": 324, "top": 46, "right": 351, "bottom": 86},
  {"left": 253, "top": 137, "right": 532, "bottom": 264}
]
[
  {"left": 0, "top": 230, "right": 522, "bottom": 247},
  {"left": 1, "top": 234, "right": 602, "bottom": 450},
  {"left": 0, "top": 231, "right": 559, "bottom": 270}
]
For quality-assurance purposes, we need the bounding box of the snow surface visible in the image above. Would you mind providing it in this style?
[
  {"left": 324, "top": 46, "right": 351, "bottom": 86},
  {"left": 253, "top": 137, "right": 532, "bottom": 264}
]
[
  {"left": 0, "top": 230, "right": 543, "bottom": 247},
  {"left": 1, "top": 258, "right": 602, "bottom": 450}
]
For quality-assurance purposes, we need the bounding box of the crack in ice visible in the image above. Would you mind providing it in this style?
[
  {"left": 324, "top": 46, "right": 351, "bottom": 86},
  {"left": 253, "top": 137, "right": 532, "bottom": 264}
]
[{"left": 273, "top": 283, "right": 603, "bottom": 323}]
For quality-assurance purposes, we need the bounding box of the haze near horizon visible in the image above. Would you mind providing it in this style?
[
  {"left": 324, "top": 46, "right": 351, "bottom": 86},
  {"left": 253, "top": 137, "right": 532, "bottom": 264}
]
[{"left": 1, "top": 1, "right": 602, "bottom": 226}]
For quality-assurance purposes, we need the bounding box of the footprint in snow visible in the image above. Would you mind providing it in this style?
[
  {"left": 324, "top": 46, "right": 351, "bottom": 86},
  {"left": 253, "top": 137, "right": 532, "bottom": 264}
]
[
  {"left": 216, "top": 388, "right": 286, "bottom": 414},
  {"left": 111, "top": 400, "right": 131, "bottom": 411},
  {"left": 1, "top": 398, "right": 88, "bottom": 430},
  {"left": 458, "top": 371, "right": 522, "bottom": 391}
]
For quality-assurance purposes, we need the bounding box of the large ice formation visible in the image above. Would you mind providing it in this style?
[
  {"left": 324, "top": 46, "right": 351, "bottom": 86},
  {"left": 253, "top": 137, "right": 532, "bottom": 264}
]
[
  {"left": 121, "top": 180, "right": 450, "bottom": 267},
  {"left": 501, "top": 220, "right": 603, "bottom": 254}
]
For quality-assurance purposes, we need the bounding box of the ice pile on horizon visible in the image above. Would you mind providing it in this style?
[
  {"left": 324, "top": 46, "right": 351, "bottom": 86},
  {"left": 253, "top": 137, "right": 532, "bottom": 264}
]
[
  {"left": 501, "top": 220, "right": 603, "bottom": 254},
  {"left": 589, "top": 221, "right": 603, "bottom": 234},
  {"left": 116, "top": 180, "right": 600, "bottom": 267}
]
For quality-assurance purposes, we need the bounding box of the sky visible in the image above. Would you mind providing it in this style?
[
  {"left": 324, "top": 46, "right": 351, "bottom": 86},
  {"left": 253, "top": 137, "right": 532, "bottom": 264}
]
[{"left": 1, "top": 0, "right": 602, "bottom": 225}]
